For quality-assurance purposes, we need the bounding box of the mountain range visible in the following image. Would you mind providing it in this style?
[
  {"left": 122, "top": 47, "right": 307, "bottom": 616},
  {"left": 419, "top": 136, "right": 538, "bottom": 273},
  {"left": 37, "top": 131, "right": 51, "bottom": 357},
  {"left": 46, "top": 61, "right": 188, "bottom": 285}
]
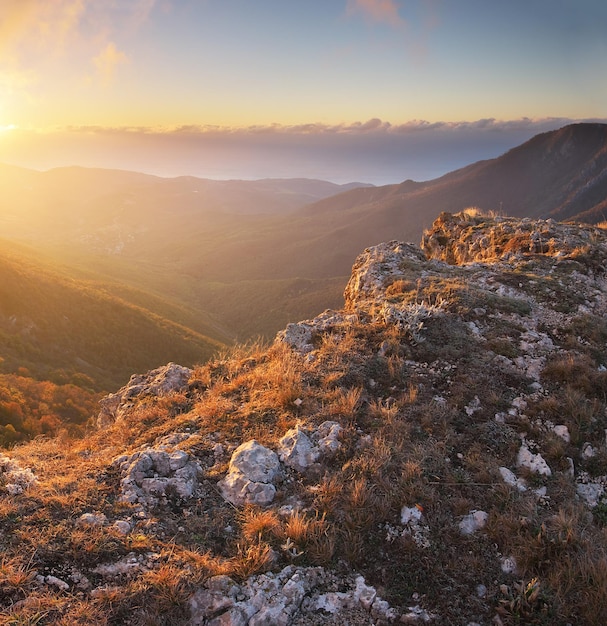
[{"left": 1, "top": 122, "right": 606, "bottom": 390}]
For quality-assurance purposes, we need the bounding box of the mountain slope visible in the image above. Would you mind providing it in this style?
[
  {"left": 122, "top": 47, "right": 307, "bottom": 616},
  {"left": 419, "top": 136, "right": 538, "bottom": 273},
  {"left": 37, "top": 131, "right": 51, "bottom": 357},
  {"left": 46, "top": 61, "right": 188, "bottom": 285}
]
[
  {"left": 117, "top": 123, "right": 607, "bottom": 286},
  {"left": 2, "top": 123, "right": 606, "bottom": 341},
  {"left": 0, "top": 242, "right": 223, "bottom": 390},
  {"left": 222, "top": 122, "right": 607, "bottom": 281},
  {"left": 3, "top": 212, "right": 607, "bottom": 624}
]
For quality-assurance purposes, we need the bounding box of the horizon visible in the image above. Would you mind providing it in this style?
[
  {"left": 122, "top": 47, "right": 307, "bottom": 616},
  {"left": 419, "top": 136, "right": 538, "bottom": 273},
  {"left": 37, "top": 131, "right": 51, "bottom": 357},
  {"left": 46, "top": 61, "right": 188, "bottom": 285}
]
[
  {"left": 0, "top": 1, "right": 605, "bottom": 185},
  {"left": 2, "top": 118, "right": 604, "bottom": 186}
]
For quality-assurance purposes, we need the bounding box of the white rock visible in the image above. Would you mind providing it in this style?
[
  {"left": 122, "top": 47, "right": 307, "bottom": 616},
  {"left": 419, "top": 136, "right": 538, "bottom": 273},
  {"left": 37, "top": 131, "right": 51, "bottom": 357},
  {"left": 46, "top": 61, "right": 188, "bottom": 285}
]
[
  {"left": 517, "top": 444, "right": 552, "bottom": 476},
  {"left": 77, "top": 512, "right": 107, "bottom": 527},
  {"left": 354, "top": 575, "right": 377, "bottom": 610},
  {"left": 501, "top": 556, "right": 517, "bottom": 574},
  {"left": 401, "top": 505, "right": 423, "bottom": 525},
  {"left": 278, "top": 426, "right": 319, "bottom": 472},
  {"left": 218, "top": 440, "right": 280, "bottom": 506},
  {"left": 45, "top": 575, "right": 69, "bottom": 591},
  {"left": 577, "top": 482, "right": 604, "bottom": 508},
  {"left": 113, "top": 520, "right": 131, "bottom": 535},
  {"left": 98, "top": 362, "right": 192, "bottom": 425},
  {"left": 459, "top": 510, "right": 488, "bottom": 535},
  {"left": 553, "top": 425, "right": 570, "bottom": 442},
  {"left": 465, "top": 396, "right": 481, "bottom": 416},
  {"left": 498, "top": 467, "right": 527, "bottom": 492},
  {"left": 316, "top": 421, "right": 342, "bottom": 456},
  {"left": 511, "top": 396, "right": 528, "bottom": 411},
  {"left": 582, "top": 443, "right": 596, "bottom": 459},
  {"left": 228, "top": 440, "right": 280, "bottom": 484},
  {"left": 169, "top": 450, "right": 189, "bottom": 471}
]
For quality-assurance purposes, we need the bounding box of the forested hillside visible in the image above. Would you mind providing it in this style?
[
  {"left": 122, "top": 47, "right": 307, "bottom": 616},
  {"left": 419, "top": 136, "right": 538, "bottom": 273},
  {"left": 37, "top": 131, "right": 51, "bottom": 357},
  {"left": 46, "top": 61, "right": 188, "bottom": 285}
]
[{"left": 0, "top": 243, "right": 222, "bottom": 392}]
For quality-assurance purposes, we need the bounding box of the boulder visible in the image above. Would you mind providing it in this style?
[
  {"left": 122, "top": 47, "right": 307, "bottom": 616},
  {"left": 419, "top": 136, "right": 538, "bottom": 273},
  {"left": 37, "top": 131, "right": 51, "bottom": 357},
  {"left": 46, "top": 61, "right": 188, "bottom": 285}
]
[{"left": 218, "top": 440, "right": 281, "bottom": 506}]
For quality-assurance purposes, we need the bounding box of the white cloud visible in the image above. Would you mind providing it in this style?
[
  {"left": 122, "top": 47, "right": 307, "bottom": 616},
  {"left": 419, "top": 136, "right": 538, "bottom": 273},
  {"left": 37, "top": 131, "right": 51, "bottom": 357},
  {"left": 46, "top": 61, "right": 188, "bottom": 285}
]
[{"left": 0, "top": 1, "right": 158, "bottom": 85}]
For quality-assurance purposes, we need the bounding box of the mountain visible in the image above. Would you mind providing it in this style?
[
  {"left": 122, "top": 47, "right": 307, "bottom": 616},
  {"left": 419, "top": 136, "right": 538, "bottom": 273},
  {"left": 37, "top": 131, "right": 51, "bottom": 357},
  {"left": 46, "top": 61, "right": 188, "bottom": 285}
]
[
  {"left": 0, "top": 241, "right": 222, "bottom": 391},
  {"left": 1, "top": 123, "right": 606, "bottom": 342},
  {"left": 228, "top": 122, "right": 607, "bottom": 281},
  {"left": 2, "top": 212, "right": 607, "bottom": 624}
]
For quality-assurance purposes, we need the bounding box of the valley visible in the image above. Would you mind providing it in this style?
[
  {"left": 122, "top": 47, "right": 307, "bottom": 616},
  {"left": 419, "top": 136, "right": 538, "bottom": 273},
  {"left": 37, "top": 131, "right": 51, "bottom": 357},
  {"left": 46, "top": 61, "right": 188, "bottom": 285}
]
[{"left": 1, "top": 123, "right": 606, "bottom": 439}]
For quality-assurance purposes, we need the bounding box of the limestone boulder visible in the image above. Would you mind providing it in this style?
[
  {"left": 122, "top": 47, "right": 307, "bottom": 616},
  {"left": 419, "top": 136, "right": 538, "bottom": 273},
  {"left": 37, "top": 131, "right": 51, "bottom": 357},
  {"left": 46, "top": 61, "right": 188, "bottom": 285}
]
[{"left": 218, "top": 440, "right": 281, "bottom": 506}]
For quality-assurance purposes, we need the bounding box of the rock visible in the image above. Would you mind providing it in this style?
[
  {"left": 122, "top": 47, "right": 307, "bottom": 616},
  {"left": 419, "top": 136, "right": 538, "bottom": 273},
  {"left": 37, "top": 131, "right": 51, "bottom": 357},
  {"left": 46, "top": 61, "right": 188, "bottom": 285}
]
[
  {"left": 44, "top": 575, "right": 69, "bottom": 591},
  {"left": 498, "top": 467, "right": 527, "bottom": 492},
  {"left": 226, "top": 440, "right": 280, "bottom": 484},
  {"left": 355, "top": 575, "right": 377, "bottom": 610},
  {"left": 113, "top": 520, "right": 132, "bottom": 535},
  {"left": 459, "top": 510, "right": 489, "bottom": 535},
  {"left": 343, "top": 241, "right": 427, "bottom": 307},
  {"left": 553, "top": 425, "right": 570, "bottom": 442},
  {"left": 218, "top": 440, "right": 281, "bottom": 506},
  {"left": 92, "top": 554, "right": 149, "bottom": 578},
  {"left": 582, "top": 443, "right": 596, "bottom": 459},
  {"left": 276, "top": 311, "right": 359, "bottom": 354},
  {"left": 98, "top": 362, "right": 192, "bottom": 426},
  {"left": 278, "top": 425, "right": 319, "bottom": 472},
  {"left": 0, "top": 454, "right": 37, "bottom": 494},
  {"left": 114, "top": 447, "right": 201, "bottom": 507},
  {"left": 190, "top": 566, "right": 399, "bottom": 625},
  {"left": 315, "top": 421, "right": 342, "bottom": 456},
  {"left": 517, "top": 444, "right": 552, "bottom": 477},
  {"left": 500, "top": 556, "right": 518, "bottom": 575},
  {"left": 77, "top": 512, "right": 107, "bottom": 527},
  {"left": 577, "top": 482, "right": 604, "bottom": 508},
  {"left": 277, "top": 422, "right": 342, "bottom": 473},
  {"left": 401, "top": 505, "right": 423, "bottom": 525}
]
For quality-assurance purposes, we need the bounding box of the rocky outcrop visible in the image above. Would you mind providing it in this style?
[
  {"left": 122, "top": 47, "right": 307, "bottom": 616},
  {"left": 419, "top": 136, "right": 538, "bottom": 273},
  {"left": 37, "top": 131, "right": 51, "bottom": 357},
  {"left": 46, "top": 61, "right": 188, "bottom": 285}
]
[
  {"left": 277, "top": 421, "right": 342, "bottom": 473},
  {"left": 98, "top": 362, "right": 192, "bottom": 426},
  {"left": 0, "top": 454, "right": 37, "bottom": 495},
  {"left": 113, "top": 444, "right": 202, "bottom": 508},
  {"left": 421, "top": 210, "right": 607, "bottom": 266},
  {"left": 189, "top": 566, "right": 404, "bottom": 626},
  {"left": 7, "top": 211, "right": 607, "bottom": 625}
]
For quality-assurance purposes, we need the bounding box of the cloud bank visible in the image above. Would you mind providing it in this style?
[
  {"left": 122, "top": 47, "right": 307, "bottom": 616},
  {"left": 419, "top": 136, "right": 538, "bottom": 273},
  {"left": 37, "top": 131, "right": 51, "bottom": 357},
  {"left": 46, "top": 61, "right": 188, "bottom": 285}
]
[{"left": 2, "top": 117, "right": 603, "bottom": 185}]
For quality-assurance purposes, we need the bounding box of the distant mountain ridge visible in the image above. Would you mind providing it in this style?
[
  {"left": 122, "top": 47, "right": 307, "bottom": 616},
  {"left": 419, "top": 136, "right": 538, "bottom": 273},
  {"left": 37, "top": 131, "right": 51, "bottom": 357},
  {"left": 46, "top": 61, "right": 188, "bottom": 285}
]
[{"left": 1, "top": 123, "right": 606, "bottom": 343}]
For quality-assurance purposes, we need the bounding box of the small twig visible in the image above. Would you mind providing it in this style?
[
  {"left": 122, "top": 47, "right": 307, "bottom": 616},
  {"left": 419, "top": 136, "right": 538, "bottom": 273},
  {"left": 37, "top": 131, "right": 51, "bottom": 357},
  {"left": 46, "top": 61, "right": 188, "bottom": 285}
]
[{"left": 426, "top": 481, "right": 496, "bottom": 487}]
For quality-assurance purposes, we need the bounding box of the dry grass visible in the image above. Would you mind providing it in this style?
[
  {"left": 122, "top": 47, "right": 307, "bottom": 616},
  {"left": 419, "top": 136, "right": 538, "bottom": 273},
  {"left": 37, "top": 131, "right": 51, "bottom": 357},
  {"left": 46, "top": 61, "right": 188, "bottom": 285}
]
[
  {"left": 240, "top": 506, "right": 283, "bottom": 543},
  {"left": 2, "top": 219, "right": 607, "bottom": 625}
]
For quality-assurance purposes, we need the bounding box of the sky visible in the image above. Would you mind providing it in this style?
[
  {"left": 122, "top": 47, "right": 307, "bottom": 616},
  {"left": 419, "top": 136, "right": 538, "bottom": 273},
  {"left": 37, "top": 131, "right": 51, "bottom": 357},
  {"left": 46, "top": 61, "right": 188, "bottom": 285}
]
[{"left": 0, "top": 0, "right": 605, "bottom": 184}]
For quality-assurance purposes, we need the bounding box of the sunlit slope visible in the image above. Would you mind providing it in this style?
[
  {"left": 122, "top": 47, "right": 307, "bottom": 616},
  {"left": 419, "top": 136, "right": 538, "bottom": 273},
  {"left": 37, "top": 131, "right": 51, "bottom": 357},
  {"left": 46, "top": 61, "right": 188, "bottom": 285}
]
[
  {"left": 39, "top": 123, "right": 607, "bottom": 286},
  {"left": 0, "top": 242, "right": 223, "bottom": 390},
  {"left": 1, "top": 123, "right": 605, "bottom": 341}
]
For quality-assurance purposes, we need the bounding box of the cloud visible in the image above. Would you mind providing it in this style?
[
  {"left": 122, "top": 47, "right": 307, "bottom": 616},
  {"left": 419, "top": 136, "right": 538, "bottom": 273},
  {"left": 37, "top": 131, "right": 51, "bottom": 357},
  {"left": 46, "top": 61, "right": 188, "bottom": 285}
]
[
  {"left": 61, "top": 116, "right": 598, "bottom": 138},
  {"left": 346, "top": 0, "right": 406, "bottom": 28},
  {"left": 9, "top": 117, "right": 604, "bottom": 186},
  {"left": 93, "top": 42, "right": 129, "bottom": 84},
  {"left": 0, "top": 0, "right": 85, "bottom": 62},
  {"left": 0, "top": 1, "right": 158, "bottom": 85}
]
